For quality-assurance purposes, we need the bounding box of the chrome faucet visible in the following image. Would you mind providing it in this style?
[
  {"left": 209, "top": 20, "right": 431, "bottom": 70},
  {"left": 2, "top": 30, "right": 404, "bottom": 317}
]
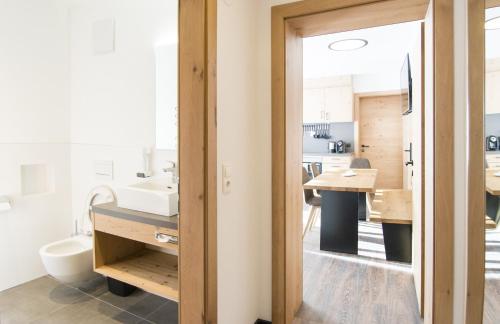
[{"left": 162, "top": 161, "right": 179, "bottom": 184}]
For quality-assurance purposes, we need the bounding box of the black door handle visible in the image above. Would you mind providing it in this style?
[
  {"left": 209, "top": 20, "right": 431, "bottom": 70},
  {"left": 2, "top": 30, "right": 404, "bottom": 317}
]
[{"left": 361, "top": 145, "right": 370, "bottom": 148}]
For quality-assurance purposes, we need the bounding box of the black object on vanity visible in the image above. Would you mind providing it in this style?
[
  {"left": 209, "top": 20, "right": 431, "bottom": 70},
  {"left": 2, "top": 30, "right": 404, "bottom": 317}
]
[{"left": 107, "top": 277, "right": 137, "bottom": 297}]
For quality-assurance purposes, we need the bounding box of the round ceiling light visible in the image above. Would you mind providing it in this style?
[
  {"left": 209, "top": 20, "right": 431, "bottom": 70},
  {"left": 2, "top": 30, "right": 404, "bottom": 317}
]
[
  {"left": 328, "top": 39, "right": 368, "bottom": 51},
  {"left": 486, "top": 16, "right": 500, "bottom": 30}
]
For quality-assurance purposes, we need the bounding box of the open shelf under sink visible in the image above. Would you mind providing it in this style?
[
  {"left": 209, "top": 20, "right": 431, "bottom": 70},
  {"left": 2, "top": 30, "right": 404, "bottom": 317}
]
[{"left": 95, "top": 249, "right": 179, "bottom": 301}]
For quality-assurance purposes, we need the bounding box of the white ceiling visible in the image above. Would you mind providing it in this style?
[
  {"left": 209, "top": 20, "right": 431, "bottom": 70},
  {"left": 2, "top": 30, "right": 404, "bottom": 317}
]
[
  {"left": 303, "top": 21, "right": 422, "bottom": 80},
  {"left": 304, "top": 11, "right": 500, "bottom": 80}
]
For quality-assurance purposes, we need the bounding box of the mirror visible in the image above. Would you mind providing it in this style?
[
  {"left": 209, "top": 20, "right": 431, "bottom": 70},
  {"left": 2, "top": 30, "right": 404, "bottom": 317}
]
[
  {"left": 156, "top": 43, "right": 178, "bottom": 150},
  {"left": 484, "top": 5, "right": 500, "bottom": 324}
]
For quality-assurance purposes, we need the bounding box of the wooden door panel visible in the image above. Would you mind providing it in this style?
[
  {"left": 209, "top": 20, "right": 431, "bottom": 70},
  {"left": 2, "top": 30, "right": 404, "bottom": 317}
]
[{"left": 359, "top": 95, "right": 403, "bottom": 189}]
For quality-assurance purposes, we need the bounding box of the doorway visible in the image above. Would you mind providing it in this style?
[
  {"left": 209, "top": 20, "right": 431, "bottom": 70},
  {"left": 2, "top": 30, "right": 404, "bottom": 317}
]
[{"left": 271, "top": 1, "right": 454, "bottom": 323}]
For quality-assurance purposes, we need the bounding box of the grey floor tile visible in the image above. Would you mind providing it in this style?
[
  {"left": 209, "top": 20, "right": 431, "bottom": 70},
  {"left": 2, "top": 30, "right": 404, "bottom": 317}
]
[
  {"left": 0, "top": 276, "right": 175, "bottom": 324},
  {"left": 0, "top": 277, "right": 90, "bottom": 324},
  {"left": 143, "top": 301, "right": 178, "bottom": 324},
  {"left": 71, "top": 275, "right": 108, "bottom": 298},
  {"left": 96, "top": 291, "right": 167, "bottom": 319},
  {"left": 31, "top": 297, "right": 144, "bottom": 324}
]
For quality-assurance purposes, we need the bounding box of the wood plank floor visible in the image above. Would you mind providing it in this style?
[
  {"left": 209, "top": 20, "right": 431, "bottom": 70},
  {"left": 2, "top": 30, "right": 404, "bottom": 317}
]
[
  {"left": 485, "top": 227, "right": 500, "bottom": 324},
  {"left": 296, "top": 213, "right": 422, "bottom": 324}
]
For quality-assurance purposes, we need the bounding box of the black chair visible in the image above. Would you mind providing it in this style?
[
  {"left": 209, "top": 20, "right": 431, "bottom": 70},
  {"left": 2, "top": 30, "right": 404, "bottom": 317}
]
[
  {"left": 311, "top": 162, "right": 321, "bottom": 177},
  {"left": 350, "top": 158, "right": 371, "bottom": 169},
  {"left": 303, "top": 167, "right": 321, "bottom": 238},
  {"left": 350, "top": 158, "right": 371, "bottom": 221}
]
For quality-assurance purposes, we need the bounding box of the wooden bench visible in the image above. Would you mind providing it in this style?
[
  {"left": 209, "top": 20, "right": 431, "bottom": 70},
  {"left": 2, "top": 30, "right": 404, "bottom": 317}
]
[
  {"left": 368, "top": 190, "right": 412, "bottom": 263},
  {"left": 486, "top": 216, "right": 497, "bottom": 230}
]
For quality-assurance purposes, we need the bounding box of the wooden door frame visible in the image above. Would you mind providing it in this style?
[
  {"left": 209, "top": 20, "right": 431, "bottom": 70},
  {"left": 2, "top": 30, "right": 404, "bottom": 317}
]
[
  {"left": 271, "top": 0, "right": 454, "bottom": 323},
  {"left": 465, "top": 0, "right": 500, "bottom": 322},
  {"left": 178, "top": 1, "right": 217, "bottom": 323}
]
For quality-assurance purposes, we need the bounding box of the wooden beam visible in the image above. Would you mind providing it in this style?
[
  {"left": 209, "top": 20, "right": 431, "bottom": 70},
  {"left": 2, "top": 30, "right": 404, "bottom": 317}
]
[
  {"left": 432, "top": 0, "right": 454, "bottom": 323},
  {"left": 288, "top": 0, "right": 429, "bottom": 37},
  {"left": 179, "top": 0, "right": 217, "bottom": 323},
  {"left": 486, "top": 0, "right": 500, "bottom": 8},
  {"left": 466, "top": 0, "right": 486, "bottom": 323}
]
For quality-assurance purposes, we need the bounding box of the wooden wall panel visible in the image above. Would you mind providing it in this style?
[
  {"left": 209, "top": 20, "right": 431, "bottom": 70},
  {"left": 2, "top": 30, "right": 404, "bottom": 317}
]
[
  {"left": 284, "top": 22, "right": 304, "bottom": 322},
  {"left": 179, "top": 0, "right": 217, "bottom": 323},
  {"left": 466, "top": 0, "right": 485, "bottom": 323},
  {"left": 432, "top": 0, "right": 454, "bottom": 323}
]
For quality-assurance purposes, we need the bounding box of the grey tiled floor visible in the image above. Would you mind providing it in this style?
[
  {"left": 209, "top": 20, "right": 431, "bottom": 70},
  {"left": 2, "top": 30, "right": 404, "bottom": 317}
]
[{"left": 0, "top": 276, "right": 178, "bottom": 324}]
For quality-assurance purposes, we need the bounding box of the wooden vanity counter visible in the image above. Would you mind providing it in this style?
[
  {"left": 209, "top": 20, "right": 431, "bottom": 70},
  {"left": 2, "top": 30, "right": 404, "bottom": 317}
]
[
  {"left": 92, "top": 202, "right": 178, "bottom": 230},
  {"left": 92, "top": 202, "right": 179, "bottom": 301}
]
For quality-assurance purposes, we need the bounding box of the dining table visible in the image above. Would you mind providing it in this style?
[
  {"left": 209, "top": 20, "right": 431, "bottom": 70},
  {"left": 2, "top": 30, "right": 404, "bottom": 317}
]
[{"left": 303, "top": 168, "right": 378, "bottom": 254}]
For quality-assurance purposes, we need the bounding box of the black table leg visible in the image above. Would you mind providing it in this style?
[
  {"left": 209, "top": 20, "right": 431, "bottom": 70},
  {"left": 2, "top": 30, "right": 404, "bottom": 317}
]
[
  {"left": 486, "top": 192, "right": 500, "bottom": 223},
  {"left": 358, "top": 192, "right": 366, "bottom": 221},
  {"left": 382, "top": 223, "right": 412, "bottom": 263},
  {"left": 320, "top": 190, "right": 358, "bottom": 254}
]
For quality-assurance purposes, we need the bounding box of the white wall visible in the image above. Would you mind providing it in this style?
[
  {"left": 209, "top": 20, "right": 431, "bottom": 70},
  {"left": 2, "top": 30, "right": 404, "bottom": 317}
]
[
  {"left": 352, "top": 72, "right": 401, "bottom": 93},
  {"left": 68, "top": 0, "right": 177, "bottom": 228},
  {"left": 217, "top": 0, "right": 270, "bottom": 322},
  {"left": 0, "top": 0, "right": 72, "bottom": 291}
]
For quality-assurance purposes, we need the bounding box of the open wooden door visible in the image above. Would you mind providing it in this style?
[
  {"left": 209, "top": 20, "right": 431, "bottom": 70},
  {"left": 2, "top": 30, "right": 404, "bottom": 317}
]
[
  {"left": 409, "top": 22, "right": 426, "bottom": 317},
  {"left": 284, "top": 21, "right": 304, "bottom": 322},
  {"left": 423, "top": 3, "right": 435, "bottom": 323}
]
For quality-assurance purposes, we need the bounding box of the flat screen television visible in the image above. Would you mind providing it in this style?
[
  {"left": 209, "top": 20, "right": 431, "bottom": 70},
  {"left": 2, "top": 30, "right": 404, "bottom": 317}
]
[{"left": 400, "top": 53, "right": 412, "bottom": 115}]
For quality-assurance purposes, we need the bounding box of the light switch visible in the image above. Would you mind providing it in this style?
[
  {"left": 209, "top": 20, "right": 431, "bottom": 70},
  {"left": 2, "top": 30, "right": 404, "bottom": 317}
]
[{"left": 222, "top": 164, "right": 232, "bottom": 194}]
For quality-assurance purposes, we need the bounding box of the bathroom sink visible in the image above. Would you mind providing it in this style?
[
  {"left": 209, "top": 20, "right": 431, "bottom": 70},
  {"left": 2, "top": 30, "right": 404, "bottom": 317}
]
[{"left": 117, "top": 179, "right": 178, "bottom": 216}]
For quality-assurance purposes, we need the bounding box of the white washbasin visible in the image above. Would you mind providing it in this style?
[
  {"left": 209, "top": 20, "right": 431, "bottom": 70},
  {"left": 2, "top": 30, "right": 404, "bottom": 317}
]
[{"left": 117, "top": 179, "right": 178, "bottom": 216}]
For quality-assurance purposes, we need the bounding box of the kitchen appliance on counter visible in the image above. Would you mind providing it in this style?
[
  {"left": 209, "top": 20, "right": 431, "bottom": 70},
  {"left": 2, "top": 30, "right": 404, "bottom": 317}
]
[
  {"left": 329, "top": 142, "right": 336, "bottom": 153},
  {"left": 336, "top": 140, "right": 345, "bottom": 153},
  {"left": 487, "top": 135, "right": 499, "bottom": 151}
]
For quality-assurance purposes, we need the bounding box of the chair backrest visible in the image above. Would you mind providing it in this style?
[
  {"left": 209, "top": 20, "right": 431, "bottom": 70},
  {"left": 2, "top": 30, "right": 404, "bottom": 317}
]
[
  {"left": 311, "top": 162, "right": 321, "bottom": 177},
  {"left": 350, "top": 158, "right": 371, "bottom": 169},
  {"left": 302, "top": 167, "right": 315, "bottom": 204}
]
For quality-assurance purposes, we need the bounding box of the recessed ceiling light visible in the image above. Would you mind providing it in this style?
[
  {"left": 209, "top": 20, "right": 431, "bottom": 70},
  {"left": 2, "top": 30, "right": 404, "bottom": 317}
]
[
  {"left": 486, "top": 16, "right": 500, "bottom": 30},
  {"left": 328, "top": 39, "right": 368, "bottom": 51}
]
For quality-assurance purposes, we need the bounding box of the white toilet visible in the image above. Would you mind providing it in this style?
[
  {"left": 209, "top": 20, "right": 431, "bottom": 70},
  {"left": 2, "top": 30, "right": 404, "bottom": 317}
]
[
  {"left": 39, "top": 235, "right": 95, "bottom": 283},
  {"left": 39, "top": 185, "right": 116, "bottom": 284}
]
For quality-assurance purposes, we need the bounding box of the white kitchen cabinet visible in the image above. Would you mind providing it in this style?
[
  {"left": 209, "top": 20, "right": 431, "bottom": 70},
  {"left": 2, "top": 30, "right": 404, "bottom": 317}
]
[
  {"left": 486, "top": 70, "right": 500, "bottom": 115},
  {"left": 322, "top": 155, "right": 352, "bottom": 171},
  {"left": 324, "top": 86, "right": 353, "bottom": 122},
  {"left": 303, "top": 88, "right": 325, "bottom": 123},
  {"left": 303, "top": 76, "right": 353, "bottom": 123},
  {"left": 486, "top": 153, "right": 500, "bottom": 168}
]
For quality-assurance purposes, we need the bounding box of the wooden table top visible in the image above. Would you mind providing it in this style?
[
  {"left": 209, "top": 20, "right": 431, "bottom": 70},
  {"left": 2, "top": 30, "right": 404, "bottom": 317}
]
[
  {"left": 369, "top": 190, "right": 412, "bottom": 225},
  {"left": 303, "top": 169, "right": 378, "bottom": 193},
  {"left": 486, "top": 169, "right": 500, "bottom": 195}
]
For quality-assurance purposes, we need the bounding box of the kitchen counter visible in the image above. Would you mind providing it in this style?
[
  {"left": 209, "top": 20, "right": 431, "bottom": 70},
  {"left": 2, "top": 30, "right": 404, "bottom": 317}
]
[
  {"left": 303, "top": 152, "right": 353, "bottom": 156},
  {"left": 92, "top": 202, "right": 178, "bottom": 230}
]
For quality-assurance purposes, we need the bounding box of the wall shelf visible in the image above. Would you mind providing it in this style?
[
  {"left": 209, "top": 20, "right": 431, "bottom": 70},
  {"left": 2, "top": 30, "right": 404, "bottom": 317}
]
[{"left": 95, "top": 248, "right": 178, "bottom": 301}]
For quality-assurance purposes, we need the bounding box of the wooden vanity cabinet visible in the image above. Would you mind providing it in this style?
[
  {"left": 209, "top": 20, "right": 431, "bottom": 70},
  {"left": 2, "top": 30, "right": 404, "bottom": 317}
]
[{"left": 92, "top": 212, "right": 179, "bottom": 302}]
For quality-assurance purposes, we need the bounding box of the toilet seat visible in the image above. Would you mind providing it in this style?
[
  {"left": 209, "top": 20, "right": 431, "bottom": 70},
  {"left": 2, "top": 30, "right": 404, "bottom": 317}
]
[{"left": 39, "top": 235, "right": 96, "bottom": 283}]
